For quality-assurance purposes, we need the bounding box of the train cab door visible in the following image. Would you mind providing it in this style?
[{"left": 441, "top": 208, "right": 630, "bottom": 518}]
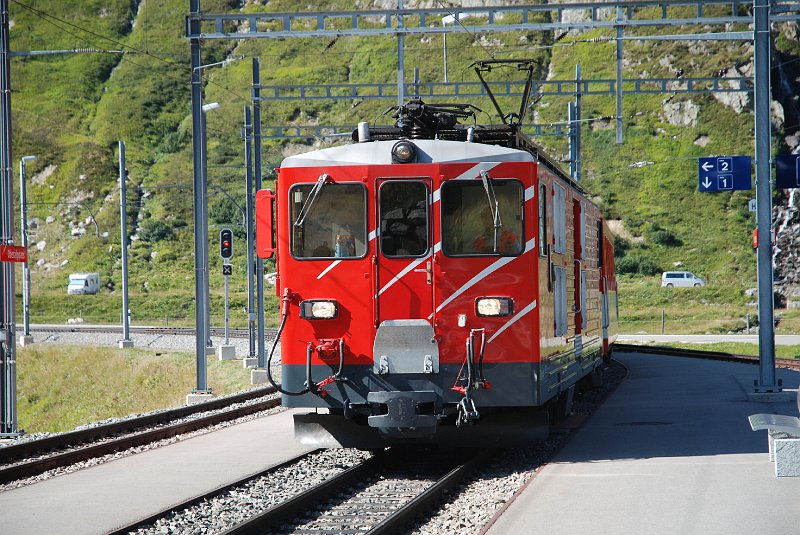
[{"left": 375, "top": 179, "right": 433, "bottom": 324}]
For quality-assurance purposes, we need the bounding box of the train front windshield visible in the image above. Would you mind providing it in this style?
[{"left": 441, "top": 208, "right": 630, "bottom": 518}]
[
  {"left": 441, "top": 180, "right": 524, "bottom": 256},
  {"left": 290, "top": 183, "right": 367, "bottom": 259}
]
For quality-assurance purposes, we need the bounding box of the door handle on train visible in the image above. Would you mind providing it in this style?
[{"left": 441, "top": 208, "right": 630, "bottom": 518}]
[{"left": 414, "top": 261, "right": 433, "bottom": 284}]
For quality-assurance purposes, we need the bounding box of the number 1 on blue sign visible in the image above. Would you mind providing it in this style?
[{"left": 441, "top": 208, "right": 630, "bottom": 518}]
[{"left": 718, "top": 175, "right": 732, "bottom": 190}]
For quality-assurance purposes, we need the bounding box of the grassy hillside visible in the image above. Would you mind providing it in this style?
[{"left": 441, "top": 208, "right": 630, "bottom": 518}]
[{"left": 8, "top": 1, "right": 800, "bottom": 331}]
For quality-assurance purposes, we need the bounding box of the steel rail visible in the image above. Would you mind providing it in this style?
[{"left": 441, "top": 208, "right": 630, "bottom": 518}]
[
  {"left": 0, "top": 387, "right": 280, "bottom": 483},
  {"left": 221, "top": 455, "right": 384, "bottom": 535},
  {"left": 614, "top": 343, "right": 800, "bottom": 370},
  {"left": 221, "top": 449, "right": 490, "bottom": 535},
  {"left": 106, "top": 449, "right": 322, "bottom": 535},
  {"left": 365, "top": 450, "right": 492, "bottom": 535},
  {"left": 27, "top": 324, "right": 280, "bottom": 339}
]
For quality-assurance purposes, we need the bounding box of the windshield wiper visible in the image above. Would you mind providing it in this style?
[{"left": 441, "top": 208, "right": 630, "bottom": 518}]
[
  {"left": 479, "top": 170, "right": 502, "bottom": 252},
  {"left": 293, "top": 173, "right": 330, "bottom": 228}
]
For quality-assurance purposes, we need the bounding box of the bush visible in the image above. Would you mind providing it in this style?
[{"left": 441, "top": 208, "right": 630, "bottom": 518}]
[
  {"left": 651, "top": 229, "right": 682, "bottom": 247},
  {"left": 613, "top": 235, "right": 631, "bottom": 258},
  {"left": 617, "top": 255, "right": 660, "bottom": 276},
  {"left": 139, "top": 219, "right": 173, "bottom": 242}
]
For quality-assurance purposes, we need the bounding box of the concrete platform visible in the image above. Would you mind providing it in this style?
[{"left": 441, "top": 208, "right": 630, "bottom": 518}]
[
  {"left": 0, "top": 410, "right": 312, "bottom": 535},
  {"left": 486, "top": 352, "right": 800, "bottom": 535}
]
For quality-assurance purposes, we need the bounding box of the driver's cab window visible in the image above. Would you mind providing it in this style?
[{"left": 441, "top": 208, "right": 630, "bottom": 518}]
[
  {"left": 289, "top": 183, "right": 367, "bottom": 258},
  {"left": 379, "top": 181, "right": 429, "bottom": 257},
  {"left": 441, "top": 179, "right": 524, "bottom": 256}
]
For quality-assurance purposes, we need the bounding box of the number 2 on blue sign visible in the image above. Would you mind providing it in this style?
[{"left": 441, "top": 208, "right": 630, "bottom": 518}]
[{"left": 717, "top": 157, "right": 732, "bottom": 173}]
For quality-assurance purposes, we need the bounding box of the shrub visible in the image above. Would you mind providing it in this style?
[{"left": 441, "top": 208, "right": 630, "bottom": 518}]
[
  {"left": 651, "top": 229, "right": 682, "bottom": 247},
  {"left": 617, "top": 255, "right": 660, "bottom": 276},
  {"left": 139, "top": 219, "right": 173, "bottom": 242}
]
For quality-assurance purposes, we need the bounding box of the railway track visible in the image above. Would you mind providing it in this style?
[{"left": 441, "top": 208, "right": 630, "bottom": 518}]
[
  {"left": 0, "top": 386, "right": 280, "bottom": 485},
  {"left": 29, "top": 324, "right": 280, "bottom": 339},
  {"left": 110, "top": 448, "right": 490, "bottom": 535},
  {"left": 614, "top": 343, "right": 800, "bottom": 371}
]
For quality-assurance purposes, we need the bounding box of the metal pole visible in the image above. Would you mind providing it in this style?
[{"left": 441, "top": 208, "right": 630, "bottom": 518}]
[
  {"left": 189, "top": 0, "right": 210, "bottom": 394},
  {"left": 0, "top": 0, "right": 18, "bottom": 435},
  {"left": 753, "top": 0, "right": 778, "bottom": 393},
  {"left": 202, "top": 108, "right": 211, "bottom": 350},
  {"left": 615, "top": 6, "right": 624, "bottom": 144},
  {"left": 19, "top": 156, "right": 35, "bottom": 339},
  {"left": 442, "top": 23, "right": 447, "bottom": 83},
  {"left": 397, "top": 0, "right": 405, "bottom": 107},
  {"left": 224, "top": 264, "right": 229, "bottom": 345},
  {"left": 575, "top": 64, "right": 582, "bottom": 182},
  {"left": 253, "top": 57, "right": 266, "bottom": 369},
  {"left": 118, "top": 142, "right": 131, "bottom": 345},
  {"left": 568, "top": 102, "right": 576, "bottom": 180},
  {"left": 244, "top": 106, "right": 256, "bottom": 358}
]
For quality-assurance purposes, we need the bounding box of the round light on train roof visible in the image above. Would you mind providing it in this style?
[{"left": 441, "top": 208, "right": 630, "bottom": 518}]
[{"left": 391, "top": 141, "right": 417, "bottom": 164}]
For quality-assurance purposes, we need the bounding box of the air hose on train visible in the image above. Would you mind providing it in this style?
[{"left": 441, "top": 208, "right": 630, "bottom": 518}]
[{"left": 266, "top": 288, "right": 310, "bottom": 396}]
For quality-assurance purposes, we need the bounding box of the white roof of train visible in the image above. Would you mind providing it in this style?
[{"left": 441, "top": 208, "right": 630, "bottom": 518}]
[{"left": 281, "top": 139, "right": 535, "bottom": 167}]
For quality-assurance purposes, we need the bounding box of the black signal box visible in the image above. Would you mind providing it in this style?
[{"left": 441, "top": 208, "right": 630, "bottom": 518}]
[
  {"left": 222, "top": 264, "right": 232, "bottom": 276},
  {"left": 219, "top": 229, "right": 233, "bottom": 259}
]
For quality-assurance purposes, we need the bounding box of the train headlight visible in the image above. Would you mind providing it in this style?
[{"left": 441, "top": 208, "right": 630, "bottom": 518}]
[
  {"left": 300, "top": 300, "right": 339, "bottom": 320},
  {"left": 475, "top": 297, "right": 513, "bottom": 317},
  {"left": 391, "top": 141, "right": 417, "bottom": 163}
]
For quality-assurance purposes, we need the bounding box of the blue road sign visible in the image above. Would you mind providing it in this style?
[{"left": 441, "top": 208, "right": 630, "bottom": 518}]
[
  {"left": 698, "top": 156, "right": 752, "bottom": 192},
  {"left": 775, "top": 154, "right": 800, "bottom": 189}
]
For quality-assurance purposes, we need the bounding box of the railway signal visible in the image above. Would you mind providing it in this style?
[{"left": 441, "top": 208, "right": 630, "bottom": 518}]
[{"left": 219, "top": 229, "right": 233, "bottom": 259}]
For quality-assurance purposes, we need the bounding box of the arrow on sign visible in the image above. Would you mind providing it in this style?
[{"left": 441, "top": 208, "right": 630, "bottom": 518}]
[
  {"left": 702, "top": 177, "right": 712, "bottom": 189},
  {"left": 701, "top": 162, "right": 714, "bottom": 172}
]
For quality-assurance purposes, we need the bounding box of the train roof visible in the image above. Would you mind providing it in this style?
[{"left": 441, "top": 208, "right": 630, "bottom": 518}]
[
  {"left": 280, "top": 139, "right": 534, "bottom": 168},
  {"left": 281, "top": 99, "right": 584, "bottom": 194}
]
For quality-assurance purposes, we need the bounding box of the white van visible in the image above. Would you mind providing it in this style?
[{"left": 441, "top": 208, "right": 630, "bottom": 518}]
[
  {"left": 661, "top": 271, "right": 705, "bottom": 288},
  {"left": 67, "top": 273, "right": 101, "bottom": 295}
]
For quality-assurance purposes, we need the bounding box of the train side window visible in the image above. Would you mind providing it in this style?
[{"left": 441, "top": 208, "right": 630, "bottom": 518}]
[
  {"left": 597, "top": 221, "right": 604, "bottom": 268},
  {"left": 580, "top": 270, "right": 587, "bottom": 331},
  {"left": 441, "top": 179, "right": 524, "bottom": 256},
  {"left": 579, "top": 202, "right": 586, "bottom": 259},
  {"left": 553, "top": 266, "right": 567, "bottom": 336},
  {"left": 538, "top": 183, "right": 547, "bottom": 256},
  {"left": 379, "top": 181, "right": 429, "bottom": 257},
  {"left": 289, "top": 182, "right": 367, "bottom": 259},
  {"left": 553, "top": 182, "right": 566, "bottom": 254}
]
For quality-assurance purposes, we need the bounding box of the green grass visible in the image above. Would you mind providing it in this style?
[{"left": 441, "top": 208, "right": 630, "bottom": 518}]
[
  {"left": 616, "top": 275, "right": 800, "bottom": 335},
  {"left": 16, "top": 344, "right": 254, "bottom": 434}
]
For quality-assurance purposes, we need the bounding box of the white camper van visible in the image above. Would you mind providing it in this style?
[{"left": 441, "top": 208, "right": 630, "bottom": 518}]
[{"left": 67, "top": 273, "right": 101, "bottom": 295}]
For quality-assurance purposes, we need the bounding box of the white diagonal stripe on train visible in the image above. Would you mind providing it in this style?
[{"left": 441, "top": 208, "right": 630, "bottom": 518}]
[
  {"left": 430, "top": 237, "right": 536, "bottom": 318},
  {"left": 432, "top": 162, "right": 500, "bottom": 203},
  {"left": 317, "top": 228, "right": 377, "bottom": 279},
  {"left": 488, "top": 299, "right": 537, "bottom": 343},
  {"left": 378, "top": 252, "right": 432, "bottom": 296}
]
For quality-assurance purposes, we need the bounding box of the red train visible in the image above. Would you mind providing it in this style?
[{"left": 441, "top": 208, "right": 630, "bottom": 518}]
[{"left": 256, "top": 99, "right": 618, "bottom": 448}]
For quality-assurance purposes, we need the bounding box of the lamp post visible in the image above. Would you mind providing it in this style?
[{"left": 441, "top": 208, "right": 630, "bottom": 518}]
[{"left": 19, "top": 155, "right": 36, "bottom": 346}]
